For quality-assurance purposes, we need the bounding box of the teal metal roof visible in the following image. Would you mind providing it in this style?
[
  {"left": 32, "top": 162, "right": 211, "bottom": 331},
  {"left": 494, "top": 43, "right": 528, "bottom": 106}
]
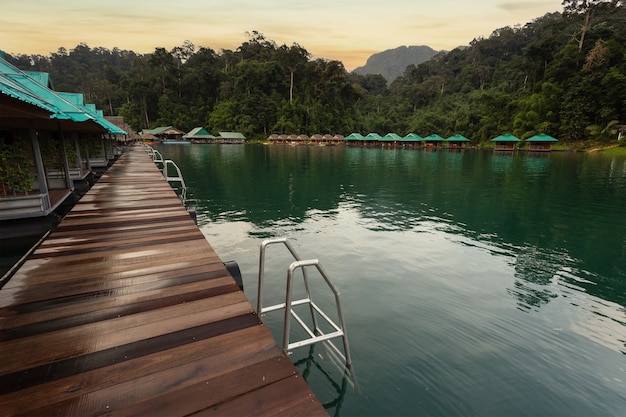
[
  {"left": 491, "top": 133, "right": 521, "bottom": 142},
  {"left": 0, "top": 62, "right": 91, "bottom": 123},
  {"left": 218, "top": 131, "right": 246, "bottom": 139},
  {"left": 143, "top": 126, "right": 171, "bottom": 135},
  {"left": 446, "top": 134, "right": 471, "bottom": 142},
  {"left": 526, "top": 133, "right": 558, "bottom": 142},
  {"left": 145, "top": 126, "right": 186, "bottom": 136},
  {"left": 184, "top": 127, "right": 214, "bottom": 138},
  {"left": 423, "top": 134, "right": 445, "bottom": 142},
  {"left": 344, "top": 133, "right": 364, "bottom": 140},
  {"left": 25, "top": 71, "right": 51, "bottom": 88},
  {"left": 57, "top": 92, "right": 126, "bottom": 135},
  {"left": 381, "top": 133, "right": 402, "bottom": 141},
  {"left": 0, "top": 65, "right": 58, "bottom": 115},
  {"left": 364, "top": 132, "right": 382, "bottom": 140},
  {"left": 402, "top": 133, "right": 422, "bottom": 141},
  {"left": 1, "top": 59, "right": 123, "bottom": 135}
]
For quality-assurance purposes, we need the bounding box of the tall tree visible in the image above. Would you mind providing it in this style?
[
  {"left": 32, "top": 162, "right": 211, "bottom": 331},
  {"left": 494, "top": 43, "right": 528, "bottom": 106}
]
[{"left": 277, "top": 43, "right": 310, "bottom": 103}]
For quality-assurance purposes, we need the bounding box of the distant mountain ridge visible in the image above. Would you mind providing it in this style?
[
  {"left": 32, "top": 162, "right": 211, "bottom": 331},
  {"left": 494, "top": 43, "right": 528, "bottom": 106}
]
[{"left": 352, "top": 45, "right": 441, "bottom": 83}]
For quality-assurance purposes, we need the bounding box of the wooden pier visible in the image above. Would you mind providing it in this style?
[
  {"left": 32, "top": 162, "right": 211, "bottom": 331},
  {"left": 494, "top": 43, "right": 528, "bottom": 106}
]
[{"left": 0, "top": 145, "right": 327, "bottom": 416}]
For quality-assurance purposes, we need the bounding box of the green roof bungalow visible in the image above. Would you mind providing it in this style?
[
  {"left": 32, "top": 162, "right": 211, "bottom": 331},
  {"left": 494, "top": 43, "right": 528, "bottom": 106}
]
[
  {"left": 216, "top": 131, "right": 246, "bottom": 144},
  {"left": 524, "top": 133, "right": 558, "bottom": 152},
  {"left": 184, "top": 127, "right": 215, "bottom": 144},
  {"left": 0, "top": 58, "right": 122, "bottom": 224},
  {"left": 143, "top": 126, "right": 186, "bottom": 143},
  {"left": 490, "top": 133, "right": 520, "bottom": 151},
  {"left": 381, "top": 133, "right": 402, "bottom": 147},
  {"left": 423, "top": 134, "right": 445, "bottom": 148},
  {"left": 446, "top": 134, "right": 471, "bottom": 149},
  {"left": 401, "top": 133, "right": 422, "bottom": 147},
  {"left": 364, "top": 132, "right": 382, "bottom": 147},
  {"left": 344, "top": 132, "right": 365, "bottom": 146}
]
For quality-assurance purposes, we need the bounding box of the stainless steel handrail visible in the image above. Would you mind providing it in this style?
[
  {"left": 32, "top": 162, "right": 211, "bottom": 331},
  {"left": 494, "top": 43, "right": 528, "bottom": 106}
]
[
  {"left": 257, "top": 238, "right": 353, "bottom": 371},
  {"left": 162, "top": 160, "right": 187, "bottom": 203},
  {"left": 144, "top": 145, "right": 187, "bottom": 203}
]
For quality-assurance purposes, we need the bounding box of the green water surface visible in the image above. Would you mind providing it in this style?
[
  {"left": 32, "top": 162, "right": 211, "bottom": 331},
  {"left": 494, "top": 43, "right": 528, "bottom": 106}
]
[{"left": 152, "top": 144, "right": 626, "bottom": 416}]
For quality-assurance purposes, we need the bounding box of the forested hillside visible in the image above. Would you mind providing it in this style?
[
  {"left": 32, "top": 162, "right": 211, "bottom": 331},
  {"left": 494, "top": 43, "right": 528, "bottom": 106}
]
[{"left": 5, "top": 0, "right": 625, "bottom": 144}]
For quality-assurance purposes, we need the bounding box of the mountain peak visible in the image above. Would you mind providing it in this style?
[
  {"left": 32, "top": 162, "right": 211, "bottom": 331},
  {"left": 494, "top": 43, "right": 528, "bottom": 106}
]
[{"left": 352, "top": 45, "right": 441, "bottom": 83}]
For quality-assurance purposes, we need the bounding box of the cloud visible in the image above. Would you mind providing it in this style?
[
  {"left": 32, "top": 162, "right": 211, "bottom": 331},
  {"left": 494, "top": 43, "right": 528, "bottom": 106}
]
[{"left": 497, "top": 1, "right": 560, "bottom": 12}]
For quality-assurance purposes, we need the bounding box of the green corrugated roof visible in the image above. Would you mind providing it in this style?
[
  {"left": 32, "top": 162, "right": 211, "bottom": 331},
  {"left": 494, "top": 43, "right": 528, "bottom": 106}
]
[
  {"left": 57, "top": 92, "right": 126, "bottom": 135},
  {"left": 402, "top": 133, "right": 422, "bottom": 141},
  {"left": 144, "top": 126, "right": 173, "bottom": 135},
  {"left": 184, "top": 127, "right": 214, "bottom": 139},
  {"left": 0, "top": 71, "right": 58, "bottom": 115},
  {"left": 0, "top": 63, "right": 91, "bottom": 123},
  {"left": 344, "top": 133, "right": 364, "bottom": 140},
  {"left": 25, "top": 71, "right": 51, "bottom": 88},
  {"left": 218, "top": 131, "right": 246, "bottom": 139},
  {"left": 381, "top": 133, "right": 402, "bottom": 141},
  {"left": 446, "top": 134, "right": 471, "bottom": 142},
  {"left": 491, "top": 133, "right": 521, "bottom": 142},
  {"left": 423, "top": 134, "right": 445, "bottom": 141},
  {"left": 526, "top": 133, "right": 558, "bottom": 142},
  {"left": 364, "top": 132, "right": 382, "bottom": 140},
  {"left": 1, "top": 60, "right": 127, "bottom": 137}
]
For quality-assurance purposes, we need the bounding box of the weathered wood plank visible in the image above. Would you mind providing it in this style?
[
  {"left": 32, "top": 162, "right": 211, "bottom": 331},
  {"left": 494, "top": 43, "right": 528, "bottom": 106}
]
[
  {"left": 0, "top": 294, "right": 253, "bottom": 374},
  {"left": 0, "top": 145, "right": 327, "bottom": 417}
]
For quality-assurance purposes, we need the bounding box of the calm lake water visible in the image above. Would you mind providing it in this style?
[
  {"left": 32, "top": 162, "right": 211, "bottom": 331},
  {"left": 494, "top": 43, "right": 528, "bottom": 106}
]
[
  {"left": 3, "top": 144, "right": 624, "bottom": 416},
  {"left": 155, "top": 143, "right": 626, "bottom": 417}
]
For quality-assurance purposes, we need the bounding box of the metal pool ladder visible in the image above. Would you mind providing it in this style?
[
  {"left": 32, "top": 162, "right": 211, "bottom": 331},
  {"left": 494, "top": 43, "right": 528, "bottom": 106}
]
[
  {"left": 144, "top": 145, "right": 187, "bottom": 203},
  {"left": 256, "top": 237, "right": 353, "bottom": 374}
]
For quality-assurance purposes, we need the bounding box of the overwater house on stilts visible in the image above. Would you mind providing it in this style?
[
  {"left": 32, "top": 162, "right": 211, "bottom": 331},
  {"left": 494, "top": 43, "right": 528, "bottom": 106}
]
[
  {"left": 446, "top": 134, "right": 471, "bottom": 149},
  {"left": 214, "top": 131, "right": 246, "bottom": 144},
  {"left": 422, "top": 133, "right": 446, "bottom": 149},
  {"left": 364, "top": 132, "right": 382, "bottom": 147},
  {"left": 490, "top": 133, "right": 521, "bottom": 151},
  {"left": 296, "top": 134, "right": 310, "bottom": 144},
  {"left": 381, "top": 132, "right": 402, "bottom": 147},
  {"left": 0, "top": 55, "right": 126, "bottom": 234},
  {"left": 344, "top": 132, "right": 365, "bottom": 146},
  {"left": 142, "top": 126, "right": 186, "bottom": 143},
  {"left": 309, "top": 134, "right": 323, "bottom": 145},
  {"left": 183, "top": 127, "right": 215, "bottom": 144},
  {"left": 321, "top": 133, "right": 335, "bottom": 145},
  {"left": 402, "top": 132, "right": 422, "bottom": 147},
  {"left": 524, "top": 133, "right": 558, "bottom": 151}
]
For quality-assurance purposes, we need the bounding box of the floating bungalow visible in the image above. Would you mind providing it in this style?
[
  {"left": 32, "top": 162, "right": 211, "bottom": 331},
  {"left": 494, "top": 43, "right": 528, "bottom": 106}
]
[
  {"left": 0, "top": 56, "right": 125, "bottom": 228},
  {"left": 380, "top": 133, "right": 402, "bottom": 147},
  {"left": 402, "top": 133, "right": 423, "bottom": 147},
  {"left": 364, "top": 132, "right": 382, "bottom": 147},
  {"left": 143, "top": 126, "right": 186, "bottom": 143},
  {"left": 297, "top": 134, "right": 311, "bottom": 144},
  {"left": 423, "top": 134, "right": 446, "bottom": 148},
  {"left": 215, "top": 131, "right": 246, "bottom": 144},
  {"left": 184, "top": 127, "right": 215, "bottom": 143},
  {"left": 446, "top": 134, "right": 471, "bottom": 149},
  {"left": 524, "top": 133, "right": 558, "bottom": 152},
  {"left": 491, "top": 133, "right": 521, "bottom": 151},
  {"left": 344, "top": 132, "right": 365, "bottom": 146}
]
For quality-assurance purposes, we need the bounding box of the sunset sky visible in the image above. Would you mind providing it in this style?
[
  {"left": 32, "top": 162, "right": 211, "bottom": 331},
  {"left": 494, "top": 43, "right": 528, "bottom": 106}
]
[{"left": 3, "top": 0, "right": 564, "bottom": 70}]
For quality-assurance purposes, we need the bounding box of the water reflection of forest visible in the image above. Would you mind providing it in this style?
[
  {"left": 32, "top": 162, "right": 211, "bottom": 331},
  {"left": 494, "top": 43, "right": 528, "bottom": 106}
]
[{"left": 162, "top": 144, "right": 626, "bottom": 310}]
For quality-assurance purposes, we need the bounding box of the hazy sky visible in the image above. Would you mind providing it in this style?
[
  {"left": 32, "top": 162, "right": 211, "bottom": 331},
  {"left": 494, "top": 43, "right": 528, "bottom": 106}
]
[{"left": 3, "top": 0, "right": 564, "bottom": 70}]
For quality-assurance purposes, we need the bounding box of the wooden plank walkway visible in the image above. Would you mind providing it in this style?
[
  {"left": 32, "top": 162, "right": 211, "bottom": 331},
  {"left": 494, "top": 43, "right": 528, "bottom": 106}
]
[{"left": 0, "top": 145, "right": 327, "bottom": 416}]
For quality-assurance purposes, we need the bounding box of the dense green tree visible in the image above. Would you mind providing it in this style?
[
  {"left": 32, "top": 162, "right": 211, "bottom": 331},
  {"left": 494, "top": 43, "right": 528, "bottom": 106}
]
[{"left": 5, "top": 2, "right": 626, "bottom": 143}]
